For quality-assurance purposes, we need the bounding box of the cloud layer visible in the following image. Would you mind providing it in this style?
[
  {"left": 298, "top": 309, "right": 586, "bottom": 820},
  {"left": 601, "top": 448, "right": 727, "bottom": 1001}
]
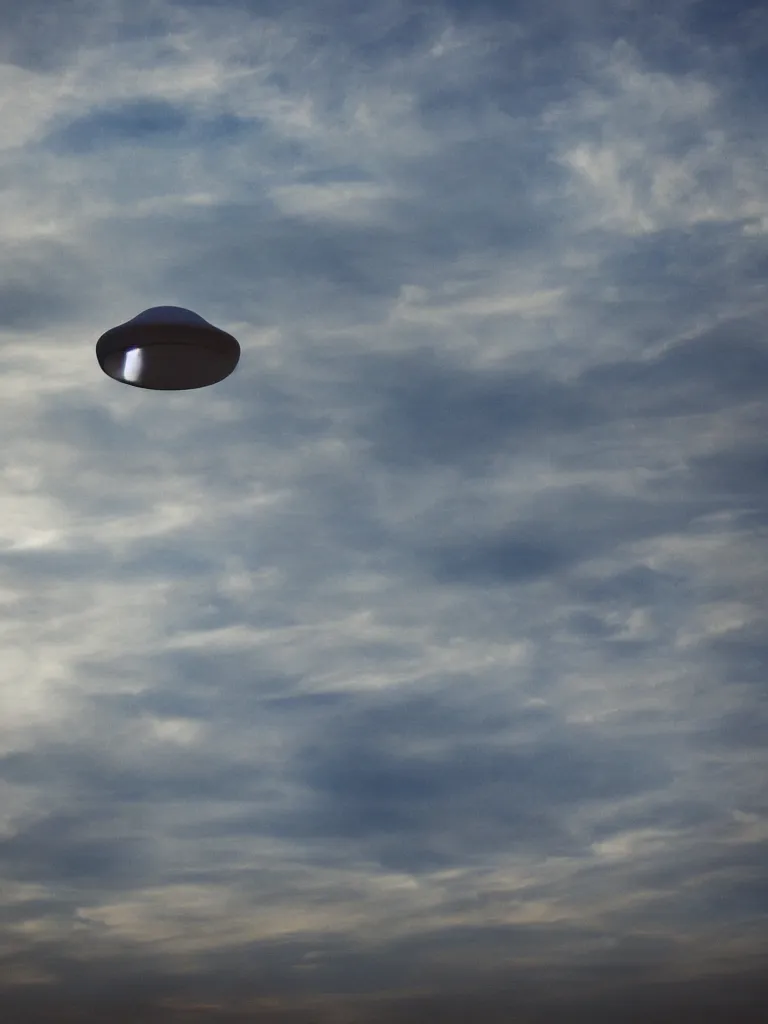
[{"left": 0, "top": 0, "right": 767, "bottom": 1019}]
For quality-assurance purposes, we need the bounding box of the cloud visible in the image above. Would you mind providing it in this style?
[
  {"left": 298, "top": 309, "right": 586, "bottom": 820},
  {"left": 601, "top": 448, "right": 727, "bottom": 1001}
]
[
  {"left": 46, "top": 99, "right": 193, "bottom": 152},
  {"left": 0, "top": 0, "right": 767, "bottom": 1020},
  {"left": 0, "top": 239, "right": 90, "bottom": 330},
  {"left": 290, "top": 688, "right": 670, "bottom": 871}
]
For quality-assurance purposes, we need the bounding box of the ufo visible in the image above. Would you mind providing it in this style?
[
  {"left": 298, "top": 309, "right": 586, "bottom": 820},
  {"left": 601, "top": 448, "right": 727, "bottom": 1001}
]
[{"left": 96, "top": 306, "right": 240, "bottom": 390}]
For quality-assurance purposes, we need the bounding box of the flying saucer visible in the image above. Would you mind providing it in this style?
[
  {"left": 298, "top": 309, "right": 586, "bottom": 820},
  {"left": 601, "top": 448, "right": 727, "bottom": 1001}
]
[{"left": 96, "top": 306, "right": 240, "bottom": 390}]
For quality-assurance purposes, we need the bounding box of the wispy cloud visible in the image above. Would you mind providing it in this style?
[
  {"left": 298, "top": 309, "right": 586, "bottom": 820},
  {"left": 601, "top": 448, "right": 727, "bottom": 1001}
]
[{"left": 1, "top": 0, "right": 767, "bottom": 1020}]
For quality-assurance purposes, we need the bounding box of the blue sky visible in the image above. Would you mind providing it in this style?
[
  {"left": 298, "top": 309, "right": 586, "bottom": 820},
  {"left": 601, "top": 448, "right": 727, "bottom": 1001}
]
[{"left": 1, "top": 0, "right": 767, "bottom": 1020}]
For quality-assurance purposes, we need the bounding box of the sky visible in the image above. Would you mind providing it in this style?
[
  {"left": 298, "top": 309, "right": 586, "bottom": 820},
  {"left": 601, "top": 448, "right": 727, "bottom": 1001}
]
[{"left": 1, "top": 0, "right": 767, "bottom": 1020}]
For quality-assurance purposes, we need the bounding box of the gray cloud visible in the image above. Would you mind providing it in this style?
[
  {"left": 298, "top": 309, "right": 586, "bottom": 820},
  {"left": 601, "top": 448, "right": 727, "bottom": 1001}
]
[
  {"left": 0, "top": 240, "right": 90, "bottom": 330},
  {"left": 290, "top": 692, "right": 669, "bottom": 870},
  {"left": 0, "top": 0, "right": 104, "bottom": 70},
  {"left": 45, "top": 100, "right": 251, "bottom": 154},
  {"left": 1, "top": 0, "right": 767, "bottom": 1020}
]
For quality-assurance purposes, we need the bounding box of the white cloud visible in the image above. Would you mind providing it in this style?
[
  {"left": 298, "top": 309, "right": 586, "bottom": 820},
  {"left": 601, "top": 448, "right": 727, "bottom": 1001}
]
[{"left": 552, "top": 42, "right": 768, "bottom": 234}]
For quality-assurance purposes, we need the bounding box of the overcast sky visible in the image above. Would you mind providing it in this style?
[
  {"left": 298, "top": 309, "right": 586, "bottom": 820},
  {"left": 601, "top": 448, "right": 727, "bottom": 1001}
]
[{"left": 1, "top": 0, "right": 767, "bottom": 1021}]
